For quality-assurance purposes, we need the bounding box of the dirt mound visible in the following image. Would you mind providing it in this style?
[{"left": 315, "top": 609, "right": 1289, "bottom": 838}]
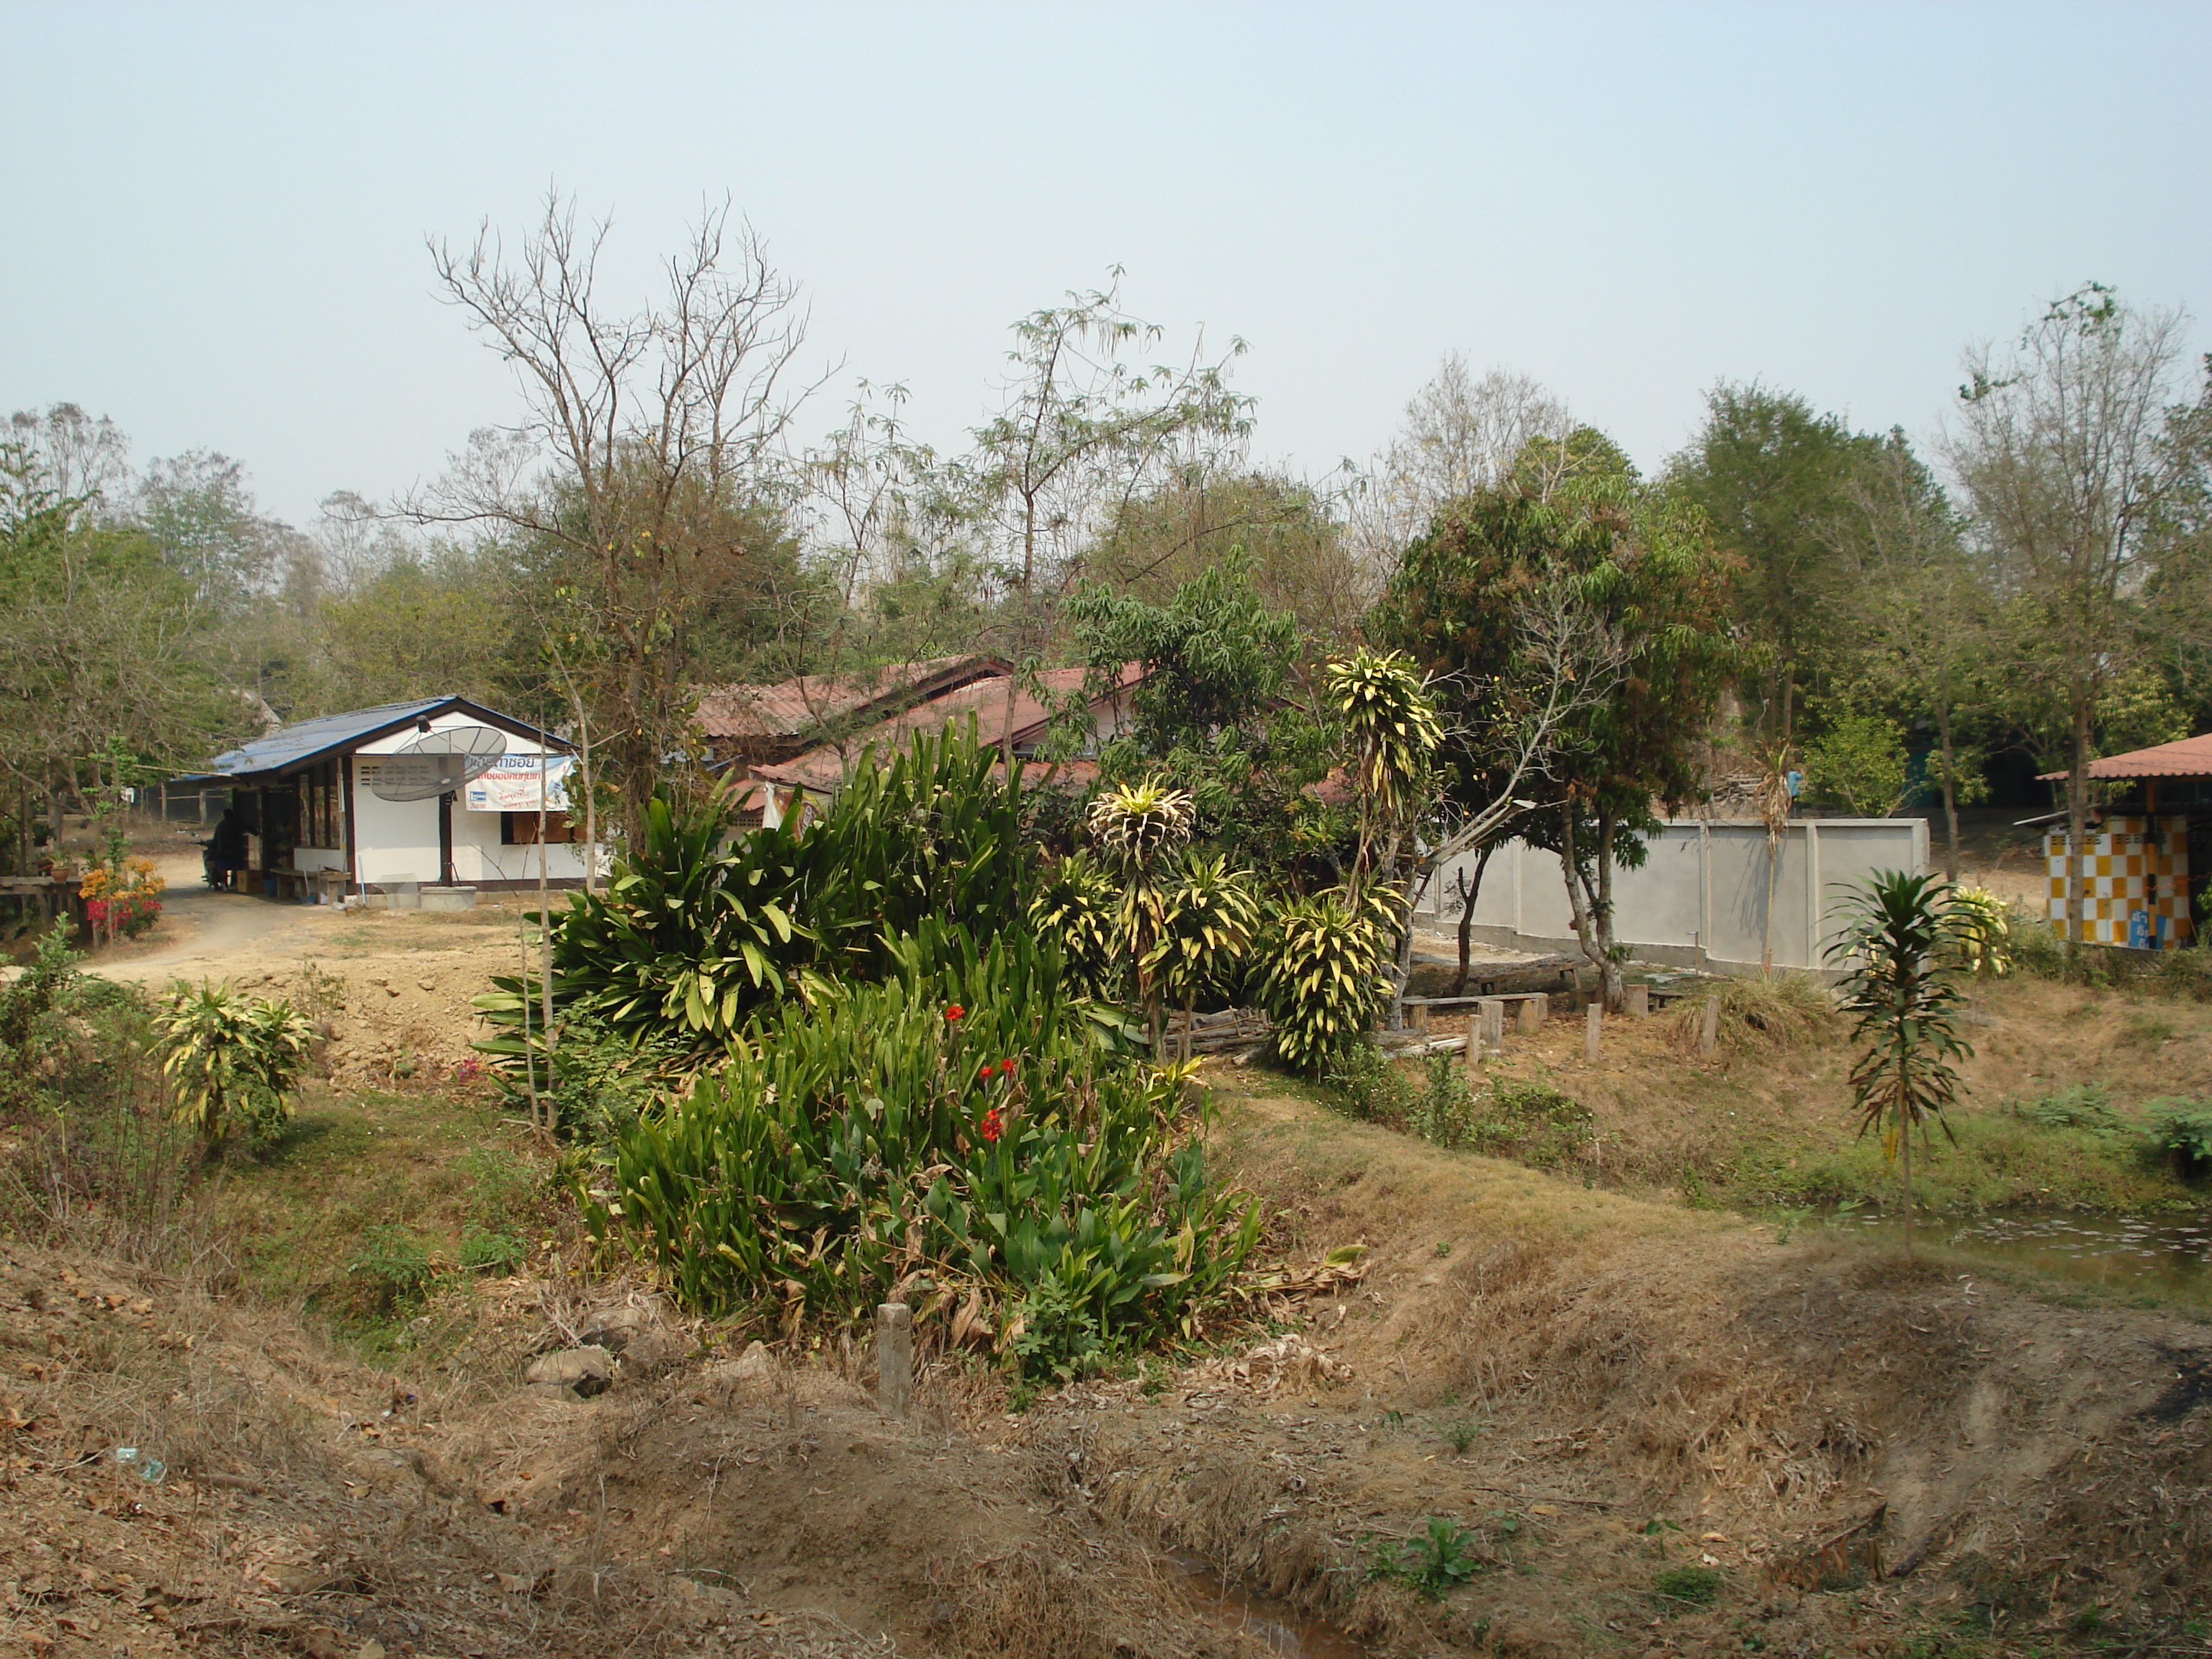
[{"left": 0, "top": 1240, "right": 1276, "bottom": 1658}]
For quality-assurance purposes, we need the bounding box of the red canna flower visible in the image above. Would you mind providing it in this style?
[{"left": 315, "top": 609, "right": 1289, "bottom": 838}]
[
  {"left": 979, "top": 1106, "right": 1004, "bottom": 1143},
  {"left": 945, "top": 1004, "right": 966, "bottom": 1022},
  {"left": 999, "top": 1058, "right": 1016, "bottom": 1076},
  {"left": 978, "top": 1064, "right": 995, "bottom": 1084}
]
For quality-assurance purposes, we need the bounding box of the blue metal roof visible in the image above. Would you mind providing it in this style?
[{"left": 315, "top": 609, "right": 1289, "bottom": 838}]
[{"left": 207, "top": 698, "right": 453, "bottom": 778}]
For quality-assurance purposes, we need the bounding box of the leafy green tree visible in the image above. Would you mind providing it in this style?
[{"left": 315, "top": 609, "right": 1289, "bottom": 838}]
[
  {"left": 1817, "top": 437, "right": 1993, "bottom": 879},
  {"left": 1668, "top": 385, "right": 1884, "bottom": 737},
  {"left": 1086, "top": 469, "right": 1364, "bottom": 647},
  {"left": 1802, "top": 704, "right": 1910, "bottom": 817},
  {"left": 1067, "top": 554, "right": 1334, "bottom": 879},
  {"left": 1826, "top": 872, "right": 1980, "bottom": 1254}
]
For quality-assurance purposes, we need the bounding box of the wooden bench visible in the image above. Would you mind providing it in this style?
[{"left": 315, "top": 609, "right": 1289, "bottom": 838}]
[{"left": 1403, "top": 993, "right": 1551, "bottom": 1039}]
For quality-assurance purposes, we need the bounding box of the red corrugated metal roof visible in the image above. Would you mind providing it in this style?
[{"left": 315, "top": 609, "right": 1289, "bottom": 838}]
[
  {"left": 750, "top": 664, "right": 1141, "bottom": 793},
  {"left": 2038, "top": 732, "right": 2212, "bottom": 781},
  {"left": 693, "top": 655, "right": 1007, "bottom": 739}
]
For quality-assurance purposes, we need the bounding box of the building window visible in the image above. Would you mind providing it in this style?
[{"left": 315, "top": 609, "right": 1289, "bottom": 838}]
[{"left": 502, "top": 810, "right": 582, "bottom": 845}]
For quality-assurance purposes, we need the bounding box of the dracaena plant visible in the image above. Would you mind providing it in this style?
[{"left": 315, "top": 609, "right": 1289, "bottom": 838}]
[{"left": 1825, "top": 870, "right": 1986, "bottom": 1254}]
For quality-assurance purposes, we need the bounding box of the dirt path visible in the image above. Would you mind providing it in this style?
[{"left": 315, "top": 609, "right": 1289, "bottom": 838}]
[{"left": 93, "top": 878, "right": 319, "bottom": 985}]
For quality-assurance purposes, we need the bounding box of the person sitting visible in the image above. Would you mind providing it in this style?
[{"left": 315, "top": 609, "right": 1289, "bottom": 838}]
[{"left": 207, "top": 809, "right": 248, "bottom": 891}]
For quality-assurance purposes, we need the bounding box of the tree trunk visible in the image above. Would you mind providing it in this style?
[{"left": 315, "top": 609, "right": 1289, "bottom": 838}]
[
  {"left": 1596, "top": 813, "right": 1623, "bottom": 1012},
  {"left": 2065, "top": 680, "right": 2092, "bottom": 958},
  {"left": 1557, "top": 809, "right": 1604, "bottom": 1004},
  {"left": 1936, "top": 704, "right": 1961, "bottom": 884},
  {"left": 1899, "top": 1066, "right": 1914, "bottom": 1259},
  {"left": 1448, "top": 845, "right": 1496, "bottom": 998}
]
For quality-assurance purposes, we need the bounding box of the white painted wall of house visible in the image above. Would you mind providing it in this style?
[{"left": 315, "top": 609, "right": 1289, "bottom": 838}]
[{"left": 287, "top": 711, "right": 602, "bottom": 886}]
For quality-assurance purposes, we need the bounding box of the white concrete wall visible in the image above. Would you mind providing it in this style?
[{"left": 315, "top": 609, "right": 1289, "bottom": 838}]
[
  {"left": 345, "top": 713, "right": 603, "bottom": 886},
  {"left": 1419, "top": 817, "right": 1928, "bottom": 976}
]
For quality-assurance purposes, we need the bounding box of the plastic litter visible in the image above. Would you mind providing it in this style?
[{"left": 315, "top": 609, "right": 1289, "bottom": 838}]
[{"left": 112, "top": 1446, "right": 166, "bottom": 1483}]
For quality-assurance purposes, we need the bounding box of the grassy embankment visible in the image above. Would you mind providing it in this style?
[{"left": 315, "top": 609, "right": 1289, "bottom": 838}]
[{"left": 1323, "top": 971, "right": 2212, "bottom": 1220}]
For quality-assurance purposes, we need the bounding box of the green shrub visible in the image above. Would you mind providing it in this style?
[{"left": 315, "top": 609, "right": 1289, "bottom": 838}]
[
  {"left": 1256, "top": 891, "right": 1387, "bottom": 1074},
  {"left": 1410, "top": 1052, "right": 1477, "bottom": 1148},
  {"left": 1325, "top": 1041, "right": 1410, "bottom": 1122},
  {"left": 2010, "top": 1082, "right": 2126, "bottom": 1135},
  {"left": 1027, "top": 851, "right": 1121, "bottom": 1001},
  {"left": 593, "top": 922, "right": 1259, "bottom": 1356},
  {"left": 459, "top": 1225, "right": 527, "bottom": 1274},
  {"left": 2146, "top": 1098, "right": 2212, "bottom": 1178},
  {"left": 0, "top": 920, "right": 81, "bottom": 1052},
  {"left": 1473, "top": 1079, "right": 1592, "bottom": 1169},
  {"left": 480, "top": 723, "right": 1034, "bottom": 1066},
  {"left": 151, "top": 981, "right": 314, "bottom": 1151},
  {"left": 346, "top": 1225, "right": 436, "bottom": 1314}
]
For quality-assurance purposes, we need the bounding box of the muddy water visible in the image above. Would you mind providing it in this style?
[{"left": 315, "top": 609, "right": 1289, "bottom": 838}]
[
  {"left": 1169, "top": 1552, "right": 1367, "bottom": 1658},
  {"left": 1830, "top": 1209, "right": 2212, "bottom": 1303}
]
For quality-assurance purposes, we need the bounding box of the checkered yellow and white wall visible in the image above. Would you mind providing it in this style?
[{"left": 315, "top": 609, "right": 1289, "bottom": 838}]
[{"left": 2044, "top": 815, "right": 2195, "bottom": 947}]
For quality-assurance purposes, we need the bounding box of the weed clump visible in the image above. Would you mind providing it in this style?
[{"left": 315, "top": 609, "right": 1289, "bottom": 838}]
[
  {"left": 2008, "top": 1082, "right": 2126, "bottom": 1134},
  {"left": 1652, "top": 1565, "right": 1722, "bottom": 1607}
]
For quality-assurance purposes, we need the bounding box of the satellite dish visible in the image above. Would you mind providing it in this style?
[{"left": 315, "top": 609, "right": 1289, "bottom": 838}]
[{"left": 366, "top": 725, "right": 508, "bottom": 802}]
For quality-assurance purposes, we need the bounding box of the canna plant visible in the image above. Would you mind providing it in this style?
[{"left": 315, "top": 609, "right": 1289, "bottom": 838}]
[
  {"left": 591, "top": 920, "right": 1259, "bottom": 1367},
  {"left": 1825, "top": 871, "right": 1982, "bottom": 1253},
  {"left": 153, "top": 980, "right": 315, "bottom": 1151}
]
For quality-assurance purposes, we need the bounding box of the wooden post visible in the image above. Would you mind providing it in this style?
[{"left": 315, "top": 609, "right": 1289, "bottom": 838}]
[
  {"left": 1627, "top": 985, "right": 1650, "bottom": 1018},
  {"left": 1477, "top": 998, "right": 1504, "bottom": 1056},
  {"left": 1519, "top": 997, "right": 1545, "bottom": 1035},
  {"left": 1584, "top": 1002, "right": 1602, "bottom": 1063},
  {"left": 1408, "top": 1002, "right": 1429, "bottom": 1035},
  {"left": 876, "top": 1302, "right": 912, "bottom": 1419},
  {"left": 1700, "top": 994, "right": 1720, "bottom": 1058}
]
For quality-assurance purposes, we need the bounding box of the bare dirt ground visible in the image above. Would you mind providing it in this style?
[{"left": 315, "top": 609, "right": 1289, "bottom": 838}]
[
  {"left": 5, "top": 1071, "right": 2209, "bottom": 1658},
  {"left": 8, "top": 832, "right": 2208, "bottom": 1656}
]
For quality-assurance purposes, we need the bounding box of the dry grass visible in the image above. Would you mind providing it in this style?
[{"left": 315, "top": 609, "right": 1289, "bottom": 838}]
[{"left": 1663, "top": 971, "right": 1838, "bottom": 1056}]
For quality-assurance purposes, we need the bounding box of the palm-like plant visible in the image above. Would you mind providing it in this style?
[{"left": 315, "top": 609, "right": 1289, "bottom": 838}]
[
  {"left": 1027, "top": 851, "right": 1122, "bottom": 1000},
  {"left": 1824, "top": 871, "right": 1981, "bottom": 1253},
  {"left": 1087, "top": 778, "right": 1198, "bottom": 1047},
  {"left": 154, "top": 981, "right": 315, "bottom": 1150},
  {"left": 1323, "top": 649, "right": 1444, "bottom": 833},
  {"left": 1256, "top": 891, "right": 1390, "bottom": 1074},
  {"left": 1085, "top": 777, "right": 1197, "bottom": 866},
  {"left": 1146, "top": 852, "right": 1262, "bottom": 1062}
]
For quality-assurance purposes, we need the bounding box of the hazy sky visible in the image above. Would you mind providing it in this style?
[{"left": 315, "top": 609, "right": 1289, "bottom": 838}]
[{"left": 5, "top": 1, "right": 2208, "bottom": 529}]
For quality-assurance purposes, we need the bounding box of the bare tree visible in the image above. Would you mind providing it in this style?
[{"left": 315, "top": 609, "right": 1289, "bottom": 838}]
[
  {"left": 1945, "top": 284, "right": 2190, "bottom": 944},
  {"left": 413, "top": 189, "right": 819, "bottom": 840},
  {"left": 1353, "top": 355, "right": 1573, "bottom": 575},
  {"left": 953, "top": 279, "right": 1250, "bottom": 760}
]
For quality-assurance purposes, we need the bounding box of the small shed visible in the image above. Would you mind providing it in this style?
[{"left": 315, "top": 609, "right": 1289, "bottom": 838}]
[
  {"left": 180, "top": 696, "right": 601, "bottom": 900},
  {"left": 2038, "top": 733, "right": 2212, "bottom": 947}
]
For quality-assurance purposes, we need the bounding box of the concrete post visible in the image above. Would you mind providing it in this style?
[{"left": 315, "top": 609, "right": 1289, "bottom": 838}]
[
  {"left": 1627, "top": 985, "right": 1650, "bottom": 1018},
  {"left": 876, "top": 1303, "right": 912, "bottom": 1419},
  {"left": 1583, "top": 1002, "right": 1602, "bottom": 1063},
  {"left": 1519, "top": 997, "right": 1545, "bottom": 1035}
]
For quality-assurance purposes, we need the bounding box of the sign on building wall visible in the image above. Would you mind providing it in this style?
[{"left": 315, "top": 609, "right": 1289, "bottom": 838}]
[{"left": 463, "top": 755, "right": 575, "bottom": 812}]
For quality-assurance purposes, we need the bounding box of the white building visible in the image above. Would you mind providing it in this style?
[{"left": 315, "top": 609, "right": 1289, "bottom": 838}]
[{"left": 185, "top": 697, "right": 601, "bottom": 898}]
